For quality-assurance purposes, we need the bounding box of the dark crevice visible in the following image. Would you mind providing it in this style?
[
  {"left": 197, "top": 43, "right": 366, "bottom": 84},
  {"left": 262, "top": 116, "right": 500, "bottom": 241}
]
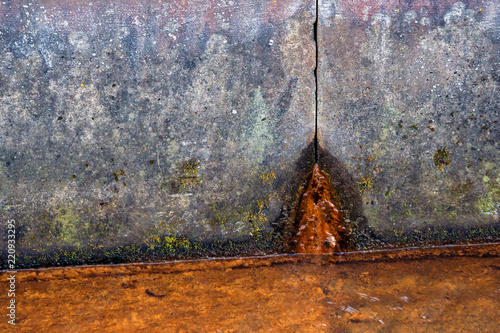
[{"left": 314, "top": 0, "right": 319, "bottom": 163}]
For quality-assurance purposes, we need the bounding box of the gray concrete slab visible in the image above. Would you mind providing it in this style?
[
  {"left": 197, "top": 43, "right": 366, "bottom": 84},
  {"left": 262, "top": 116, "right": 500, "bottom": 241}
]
[
  {"left": 318, "top": 0, "right": 500, "bottom": 245},
  {"left": 0, "top": 0, "right": 316, "bottom": 265}
]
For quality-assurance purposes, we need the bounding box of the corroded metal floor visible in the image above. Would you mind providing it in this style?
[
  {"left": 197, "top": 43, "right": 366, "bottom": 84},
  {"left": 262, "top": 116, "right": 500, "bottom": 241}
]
[{"left": 1, "top": 244, "right": 498, "bottom": 332}]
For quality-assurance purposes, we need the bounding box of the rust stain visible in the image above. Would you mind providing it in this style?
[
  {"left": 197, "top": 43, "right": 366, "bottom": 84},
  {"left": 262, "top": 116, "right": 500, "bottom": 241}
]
[{"left": 293, "top": 163, "right": 345, "bottom": 253}]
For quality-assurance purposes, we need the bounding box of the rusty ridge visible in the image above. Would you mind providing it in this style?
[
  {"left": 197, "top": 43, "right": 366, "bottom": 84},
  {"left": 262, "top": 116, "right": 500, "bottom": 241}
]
[
  {"left": 3, "top": 243, "right": 498, "bottom": 282},
  {"left": 293, "top": 163, "right": 345, "bottom": 253}
]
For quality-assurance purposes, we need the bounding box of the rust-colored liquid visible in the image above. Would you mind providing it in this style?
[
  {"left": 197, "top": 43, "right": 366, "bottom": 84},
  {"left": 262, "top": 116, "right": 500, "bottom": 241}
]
[{"left": 293, "top": 164, "right": 344, "bottom": 253}]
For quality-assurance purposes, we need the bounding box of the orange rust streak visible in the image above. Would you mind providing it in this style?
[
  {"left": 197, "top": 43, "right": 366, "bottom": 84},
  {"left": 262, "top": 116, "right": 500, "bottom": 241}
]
[{"left": 293, "top": 164, "right": 343, "bottom": 254}]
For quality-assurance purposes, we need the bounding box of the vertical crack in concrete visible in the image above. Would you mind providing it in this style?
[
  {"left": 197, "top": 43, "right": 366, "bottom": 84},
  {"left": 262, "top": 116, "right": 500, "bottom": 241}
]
[
  {"left": 314, "top": 0, "right": 319, "bottom": 162},
  {"left": 290, "top": 2, "right": 347, "bottom": 254}
]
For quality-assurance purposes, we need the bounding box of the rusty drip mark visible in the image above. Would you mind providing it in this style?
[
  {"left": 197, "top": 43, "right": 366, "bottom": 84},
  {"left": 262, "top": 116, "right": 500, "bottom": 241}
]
[{"left": 293, "top": 163, "right": 345, "bottom": 254}]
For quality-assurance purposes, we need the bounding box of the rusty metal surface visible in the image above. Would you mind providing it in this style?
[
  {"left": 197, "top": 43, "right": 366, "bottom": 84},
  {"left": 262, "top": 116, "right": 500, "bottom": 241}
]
[
  {"left": 0, "top": 247, "right": 498, "bottom": 331},
  {"left": 4, "top": 243, "right": 498, "bottom": 282}
]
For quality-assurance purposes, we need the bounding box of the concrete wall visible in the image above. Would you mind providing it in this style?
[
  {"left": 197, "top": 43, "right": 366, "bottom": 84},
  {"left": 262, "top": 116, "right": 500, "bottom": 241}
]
[
  {"left": 0, "top": 0, "right": 316, "bottom": 265},
  {"left": 319, "top": 0, "right": 500, "bottom": 244},
  {"left": 0, "top": 0, "right": 498, "bottom": 267}
]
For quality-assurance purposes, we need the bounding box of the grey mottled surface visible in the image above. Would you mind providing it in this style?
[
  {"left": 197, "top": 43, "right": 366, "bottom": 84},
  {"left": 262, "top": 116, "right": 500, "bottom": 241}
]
[
  {"left": 318, "top": 0, "right": 500, "bottom": 241},
  {"left": 1, "top": 0, "right": 498, "bottom": 266},
  {"left": 0, "top": 0, "right": 316, "bottom": 256}
]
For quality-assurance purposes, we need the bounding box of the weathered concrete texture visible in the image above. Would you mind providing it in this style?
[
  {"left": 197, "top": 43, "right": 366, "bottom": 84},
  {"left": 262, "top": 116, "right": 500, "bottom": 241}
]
[
  {"left": 0, "top": 0, "right": 316, "bottom": 261},
  {"left": 319, "top": 0, "right": 500, "bottom": 243}
]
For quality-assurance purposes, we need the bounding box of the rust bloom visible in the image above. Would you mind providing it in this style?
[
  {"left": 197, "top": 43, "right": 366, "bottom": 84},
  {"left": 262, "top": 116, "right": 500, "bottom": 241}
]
[{"left": 293, "top": 164, "right": 344, "bottom": 253}]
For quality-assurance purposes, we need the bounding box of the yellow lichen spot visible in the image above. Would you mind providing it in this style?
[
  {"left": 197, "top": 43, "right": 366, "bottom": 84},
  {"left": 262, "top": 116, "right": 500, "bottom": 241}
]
[
  {"left": 244, "top": 201, "right": 268, "bottom": 236},
  {"left": 358, "top": 173, "right": 374, "bottom": 191},
  {"left": 259, "top": 171, "right": 276, "bottom": 186},
  {"left": 257, "top": 199, "right": 266, "bottom": 211},
  {"left": 177, "top": 159, "right": 201, "bottom": 190},
  {"left": 22, "top": 28, "right": 25, "bottom": 30},
  {"left": 80, "top": 83, "right": 84, "bottom": 87},
  {"left": 112, "top": 169, "right": 126, "bottom": 182},
  {"left": 245, "top": 211, "right": 267, "bottom": 223},
  {"left": 376, "top": 92, "right": 378, "bottom": 94},
  {"left": 396, "top": 9, "right": 399, "bottom": 12},
  {"left": 479, "top": 8, "right": 482, "bottom": 11},
  {"left": 433, "top": 148, "right": 451, "bottom": 170},
  {"left": 365, "top": 155, "right": 377, "bottom": 163}
]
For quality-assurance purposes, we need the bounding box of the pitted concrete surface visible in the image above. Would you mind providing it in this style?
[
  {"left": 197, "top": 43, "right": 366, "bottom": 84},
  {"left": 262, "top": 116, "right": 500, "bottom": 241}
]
[
  {"left": 0, "top": 0, "right": 316, "bottom": 264},
  {"left": 318, "top": 0, "right": 500, "bottom": 242},
  {"left": 0, "top": 1, "right": 498, "bottom": 267}
]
